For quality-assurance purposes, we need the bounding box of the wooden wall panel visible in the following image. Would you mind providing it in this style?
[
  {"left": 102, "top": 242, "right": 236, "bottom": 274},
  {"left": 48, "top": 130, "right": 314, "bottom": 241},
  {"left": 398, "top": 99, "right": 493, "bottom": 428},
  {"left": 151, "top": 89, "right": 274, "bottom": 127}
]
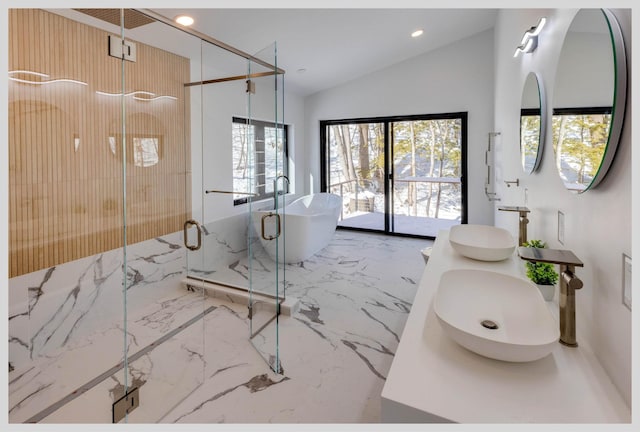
[{"left": 8, "top": 9, "right": 191, "bottom": 277}]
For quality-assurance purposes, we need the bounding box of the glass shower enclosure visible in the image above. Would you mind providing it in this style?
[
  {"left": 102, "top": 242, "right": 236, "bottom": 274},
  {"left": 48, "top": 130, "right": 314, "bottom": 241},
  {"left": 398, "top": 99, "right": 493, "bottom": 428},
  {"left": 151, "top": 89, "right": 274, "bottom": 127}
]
[
  {"left": 183, "top": 33, "right": 286, "bottom": 374},
  {"left": 8, "top": 8, "right": 284, "bottom": 423}
]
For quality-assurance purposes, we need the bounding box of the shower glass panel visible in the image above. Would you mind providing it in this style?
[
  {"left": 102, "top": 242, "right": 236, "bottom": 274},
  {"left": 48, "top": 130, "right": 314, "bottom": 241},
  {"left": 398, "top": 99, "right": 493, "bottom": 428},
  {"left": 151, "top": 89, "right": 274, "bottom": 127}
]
[
  {"left": 120, "top": 10, "right": 207, "bottom": 422},
  {"left": 248, "top": 42, "right": 285, "bottom": 374},
  {"left": 7, "top": 9, "right": 128, "bottom": 423},
  {"left": 185, "top": 38, "right": 253, "bottom": 291}
]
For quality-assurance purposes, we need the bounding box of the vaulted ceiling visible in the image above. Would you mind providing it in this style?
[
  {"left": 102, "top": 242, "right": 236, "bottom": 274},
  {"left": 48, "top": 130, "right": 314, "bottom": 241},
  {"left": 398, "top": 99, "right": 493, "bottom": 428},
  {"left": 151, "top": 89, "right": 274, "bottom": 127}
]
[
  {"left": 152, "top": 8, "right": 497, "bottom": 96},
  {"left": 48, "top": 8, "right": 497, "bottom": 97}
]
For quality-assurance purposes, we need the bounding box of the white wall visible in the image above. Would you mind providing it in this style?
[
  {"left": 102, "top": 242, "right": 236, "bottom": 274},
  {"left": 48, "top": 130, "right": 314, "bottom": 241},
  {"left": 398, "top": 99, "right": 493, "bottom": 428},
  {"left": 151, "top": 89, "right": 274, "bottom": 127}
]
[
  {"left": 303, "top": 29, "right": 496, "bottom": 226},
  {"left": 493, "top": 9, "right": 631, "bottom": 406}
]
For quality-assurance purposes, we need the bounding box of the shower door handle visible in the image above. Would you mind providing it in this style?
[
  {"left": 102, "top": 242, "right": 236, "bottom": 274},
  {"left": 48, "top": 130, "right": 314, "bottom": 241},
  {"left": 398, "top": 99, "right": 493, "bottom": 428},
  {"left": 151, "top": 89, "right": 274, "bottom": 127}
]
[
  {"left": 183, "top": 219, "right": 202, "bottom": 251},
  {"left": 261, "top": 213, "right": 281, "bottom": 241}
]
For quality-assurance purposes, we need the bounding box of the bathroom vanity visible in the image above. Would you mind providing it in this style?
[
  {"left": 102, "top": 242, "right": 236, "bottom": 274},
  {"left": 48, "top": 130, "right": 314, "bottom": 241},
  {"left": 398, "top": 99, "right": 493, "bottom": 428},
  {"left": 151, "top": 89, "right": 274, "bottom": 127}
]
[{"left": 381, "top": 230, "right": 630, "bottom": 423}]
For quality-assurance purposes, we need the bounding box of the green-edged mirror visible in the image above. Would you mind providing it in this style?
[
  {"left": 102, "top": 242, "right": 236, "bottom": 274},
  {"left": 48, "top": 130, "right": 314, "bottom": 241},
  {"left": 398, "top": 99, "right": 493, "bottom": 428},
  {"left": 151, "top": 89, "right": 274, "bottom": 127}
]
[
  {"left": 552, "top": 9, "right": 627, "bottom": 193},
  {"left": 520, "top": 72, "right": 545, "bottom": 174}
]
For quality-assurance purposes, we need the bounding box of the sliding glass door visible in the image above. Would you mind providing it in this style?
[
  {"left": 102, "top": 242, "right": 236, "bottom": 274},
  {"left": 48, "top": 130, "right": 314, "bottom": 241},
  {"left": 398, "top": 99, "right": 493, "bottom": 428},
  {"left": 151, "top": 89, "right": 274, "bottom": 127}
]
[
  {"left": 324, "top": 122, "right": 386, "bottom": 231},
  {"left": 390, "top": 117, "right": 465, "bottom": 235},
  {"left": 321, "top": 113, "right": 466, "bottom": 238}
]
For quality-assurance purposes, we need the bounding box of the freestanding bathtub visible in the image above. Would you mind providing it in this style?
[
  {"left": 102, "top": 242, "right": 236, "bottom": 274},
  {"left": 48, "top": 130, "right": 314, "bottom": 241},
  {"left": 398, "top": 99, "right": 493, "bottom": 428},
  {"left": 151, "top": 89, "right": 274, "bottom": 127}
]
[{"left": 252, "top": 193, "right": 342, "bottom": 263}]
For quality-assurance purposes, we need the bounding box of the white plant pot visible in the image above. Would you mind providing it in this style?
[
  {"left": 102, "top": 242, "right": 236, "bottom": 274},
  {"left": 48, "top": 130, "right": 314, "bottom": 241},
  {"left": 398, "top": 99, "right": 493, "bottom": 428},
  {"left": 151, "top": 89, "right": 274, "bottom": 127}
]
[{"left": 537, "top": 283, "right": 555, "bottom": 301}]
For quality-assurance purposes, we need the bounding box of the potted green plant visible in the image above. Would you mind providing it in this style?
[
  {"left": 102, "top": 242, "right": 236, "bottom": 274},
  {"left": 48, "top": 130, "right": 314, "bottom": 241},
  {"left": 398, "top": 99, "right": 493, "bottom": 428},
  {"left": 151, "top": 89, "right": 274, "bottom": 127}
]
[{"left": 523, "top": 239, "right": 559, "bottom": 301}]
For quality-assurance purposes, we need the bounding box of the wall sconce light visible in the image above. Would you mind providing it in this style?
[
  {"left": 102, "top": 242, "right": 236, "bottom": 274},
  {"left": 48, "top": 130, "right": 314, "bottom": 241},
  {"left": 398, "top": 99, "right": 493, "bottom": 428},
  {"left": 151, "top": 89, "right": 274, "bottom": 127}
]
[{"left": 514, "top": 17, "right": 546, "bottom": 57}]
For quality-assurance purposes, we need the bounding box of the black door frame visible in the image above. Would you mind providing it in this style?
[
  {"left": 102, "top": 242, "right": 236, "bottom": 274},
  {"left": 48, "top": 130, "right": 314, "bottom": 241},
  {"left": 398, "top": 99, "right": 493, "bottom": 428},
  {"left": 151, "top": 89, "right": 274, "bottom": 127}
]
[{"left": 320, "top": 112, "right": 468, "bottom": 239}]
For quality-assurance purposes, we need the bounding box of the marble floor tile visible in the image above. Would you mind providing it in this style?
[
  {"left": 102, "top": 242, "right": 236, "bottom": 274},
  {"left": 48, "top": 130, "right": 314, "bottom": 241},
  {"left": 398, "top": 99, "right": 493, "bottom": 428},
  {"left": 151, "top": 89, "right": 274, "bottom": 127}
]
[
  {"left": 10, "top": 230, "right": 431, "bottom": 424},
  {"left": 164, "top": 231, "right": 430, "bottom": 423},
  {"left": 9, "top": 286, "right": 209, "bottom": 423}
]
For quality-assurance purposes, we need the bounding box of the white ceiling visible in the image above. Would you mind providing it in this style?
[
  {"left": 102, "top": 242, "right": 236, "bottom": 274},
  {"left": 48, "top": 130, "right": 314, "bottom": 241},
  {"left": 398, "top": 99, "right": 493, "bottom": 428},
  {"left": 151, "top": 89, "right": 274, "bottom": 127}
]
[
  {"left": 50, "top": 8, "right": 497, "bottom": 97},
  {"left": 150, "top": 9, "right": 497, "bottom": 96}
]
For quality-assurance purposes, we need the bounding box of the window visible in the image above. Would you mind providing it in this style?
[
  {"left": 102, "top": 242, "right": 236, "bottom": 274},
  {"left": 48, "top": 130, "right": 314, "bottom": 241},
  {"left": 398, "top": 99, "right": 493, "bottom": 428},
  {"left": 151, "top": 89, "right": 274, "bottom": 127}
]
[
  {"left": 232, "top": 117, "right": 288, "bottom": 205},
  {"left": 320, "top": 113, "right": 467, "bottom": 238}
]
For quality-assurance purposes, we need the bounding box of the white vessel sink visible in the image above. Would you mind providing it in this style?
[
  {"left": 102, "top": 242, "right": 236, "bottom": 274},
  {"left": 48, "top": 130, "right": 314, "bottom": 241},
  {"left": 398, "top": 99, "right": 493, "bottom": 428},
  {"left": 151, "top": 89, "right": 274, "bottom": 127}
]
[
  {"left": 449, "top": 224, "right": 516, "bottom": 261},
  {"left": 434, "top": 269, "right": 559, "bottom": 362}
]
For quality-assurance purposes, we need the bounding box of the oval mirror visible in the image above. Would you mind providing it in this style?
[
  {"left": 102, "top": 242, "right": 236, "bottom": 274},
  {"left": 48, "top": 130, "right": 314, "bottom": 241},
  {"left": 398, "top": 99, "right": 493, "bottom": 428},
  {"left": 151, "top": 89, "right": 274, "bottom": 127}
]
[
  {"left": 520, "top": 72, "right": 545, "bottom": 174},
  {"left": 552, "top": 9, "right": 627, "bottom": 193}
]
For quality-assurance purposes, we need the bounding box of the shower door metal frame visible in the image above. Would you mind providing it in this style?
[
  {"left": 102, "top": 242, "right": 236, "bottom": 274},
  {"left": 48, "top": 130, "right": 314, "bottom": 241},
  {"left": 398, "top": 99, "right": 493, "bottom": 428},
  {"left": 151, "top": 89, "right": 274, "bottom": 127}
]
[{"left": 135, "top": 9, "right": 284, "bottom": 75}]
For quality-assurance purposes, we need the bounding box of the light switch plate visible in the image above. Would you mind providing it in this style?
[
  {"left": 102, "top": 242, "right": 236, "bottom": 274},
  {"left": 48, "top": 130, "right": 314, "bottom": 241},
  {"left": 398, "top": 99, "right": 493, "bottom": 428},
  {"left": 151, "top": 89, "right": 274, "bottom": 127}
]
[
  {"left": 623, "top": 253, "right": 631, "bottom": 310},
  {"left": 557, "top": 211, "right": 565, "bottom": 245}
]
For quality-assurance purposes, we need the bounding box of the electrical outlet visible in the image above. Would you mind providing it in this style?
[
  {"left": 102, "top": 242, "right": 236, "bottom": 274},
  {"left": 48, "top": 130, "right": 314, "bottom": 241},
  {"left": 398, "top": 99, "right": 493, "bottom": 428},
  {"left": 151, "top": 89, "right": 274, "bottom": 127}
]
[{"left": 558, "top": 211, "right": 565, "bottom": 245}]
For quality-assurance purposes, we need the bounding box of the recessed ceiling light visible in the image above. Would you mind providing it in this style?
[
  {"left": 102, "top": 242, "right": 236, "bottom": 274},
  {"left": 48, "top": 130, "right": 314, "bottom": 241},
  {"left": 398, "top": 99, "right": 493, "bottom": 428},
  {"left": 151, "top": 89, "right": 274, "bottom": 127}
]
[
  {"left": 411, "top": 29, "right": 424, "bottom": 38},
  {"left": 297, "top": 68, "right": 307, "bottom": 74},
  {"left": 175, "top": 15, "right": 194, "bottom": 26}
]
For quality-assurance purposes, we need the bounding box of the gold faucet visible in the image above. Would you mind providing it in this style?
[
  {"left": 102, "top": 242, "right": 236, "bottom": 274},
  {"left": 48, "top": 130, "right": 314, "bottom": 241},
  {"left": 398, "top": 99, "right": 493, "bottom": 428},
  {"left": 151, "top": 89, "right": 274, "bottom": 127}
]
[
  {"left": 518, "top": 247, "right": 584, "bottom": 347},
  {"left": 498, "top": 206, "right": 530, "bottom": 246}
]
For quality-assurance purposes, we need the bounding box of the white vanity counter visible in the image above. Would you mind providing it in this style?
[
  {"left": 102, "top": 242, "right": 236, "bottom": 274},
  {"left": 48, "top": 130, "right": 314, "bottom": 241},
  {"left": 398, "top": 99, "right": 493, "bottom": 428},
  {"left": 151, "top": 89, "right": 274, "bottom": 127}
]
[{"left": 381, "top": 230, "right": 631, "bottom": 423}]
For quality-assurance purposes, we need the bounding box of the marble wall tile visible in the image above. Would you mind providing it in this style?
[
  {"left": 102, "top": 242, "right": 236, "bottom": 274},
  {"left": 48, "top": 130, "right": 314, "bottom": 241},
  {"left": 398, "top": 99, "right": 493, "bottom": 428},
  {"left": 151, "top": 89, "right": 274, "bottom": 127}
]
[
  {"left": 9, "top": 286, "right": 29, "bottom": 372},
  {"left": 187, "top": 214, "right": 252, "bottom": 278},
  {"left": 8, "top": 230, "right": 189, "bottom": 371}
]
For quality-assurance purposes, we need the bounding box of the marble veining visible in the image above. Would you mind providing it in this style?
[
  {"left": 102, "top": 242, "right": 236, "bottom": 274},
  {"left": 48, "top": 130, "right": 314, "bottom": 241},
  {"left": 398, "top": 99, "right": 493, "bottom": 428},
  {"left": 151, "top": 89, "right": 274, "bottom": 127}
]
[
  {"left": 298, "top": 303, "right": 323, "bottom": 324},
  {"left": 9, "top": 230, "right": 430, "bottom": 424},
  {"left": 172, "top": 373, "right": 291, "bottom": 423},
  {"left": 341, "top": 339, "right": 387, "bottom": 380},
  {"left": 9, "top": 231, "right": 187, "bottom": 371},
  {"left": 161, "top": 231, "right": 428, "bottom": 423},
  {"left": 28, "top": 253, "right": 120, "bottom": 360},
  {"left": 27, "top": 267, "right": 55, "bottom": 312},
  {"left": 360, "top": 307, "right": 400, "bottom": 342}
]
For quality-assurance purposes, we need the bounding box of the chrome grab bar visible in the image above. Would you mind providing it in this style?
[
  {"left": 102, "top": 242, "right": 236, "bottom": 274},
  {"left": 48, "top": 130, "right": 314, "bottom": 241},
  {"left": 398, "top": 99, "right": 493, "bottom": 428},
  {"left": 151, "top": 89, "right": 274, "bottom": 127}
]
[
  {"left": 183, "top": 219, "right": 202, "bottom": 251},
  {"left": 261, "top": 212, "right": 281, "bottom": 241}
]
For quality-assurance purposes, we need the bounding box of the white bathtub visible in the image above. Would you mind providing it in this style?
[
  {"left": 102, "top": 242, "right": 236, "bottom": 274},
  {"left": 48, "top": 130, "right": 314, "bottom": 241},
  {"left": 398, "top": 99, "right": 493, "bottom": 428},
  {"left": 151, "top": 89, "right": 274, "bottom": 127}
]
[{"left": 252, "top": 193, "right": 342, "bottom": 263}]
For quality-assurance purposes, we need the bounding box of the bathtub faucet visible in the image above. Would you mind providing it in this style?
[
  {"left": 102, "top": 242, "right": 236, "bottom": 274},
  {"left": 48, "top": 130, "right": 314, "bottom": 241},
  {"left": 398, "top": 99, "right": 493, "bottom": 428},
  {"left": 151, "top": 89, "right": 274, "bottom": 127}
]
[{"left": 273, "top": 175, "right": 290, "bottom": 209}]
